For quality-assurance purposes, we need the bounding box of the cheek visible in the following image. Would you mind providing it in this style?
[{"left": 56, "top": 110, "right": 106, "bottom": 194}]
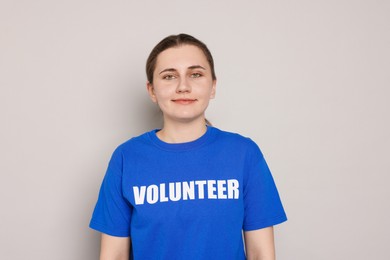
[
  {"left": 195, "top": 81, "right": 215, "bottom": 95},
  {"left": 153, "top": 87, "right": 173, "bottom": 101}
]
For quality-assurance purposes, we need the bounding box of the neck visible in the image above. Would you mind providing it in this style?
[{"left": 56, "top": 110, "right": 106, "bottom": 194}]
[{"left": 157, "top": 118, "right": 208, "bottom": 143}]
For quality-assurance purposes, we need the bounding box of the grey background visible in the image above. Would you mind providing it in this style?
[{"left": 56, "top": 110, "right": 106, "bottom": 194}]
[{"left": 1, "top": 0, "right": 389, "bottom": 259}]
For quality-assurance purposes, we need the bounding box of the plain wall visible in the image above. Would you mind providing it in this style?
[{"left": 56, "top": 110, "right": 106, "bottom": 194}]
[{"left": 1, "top": 0, "right": 389, "bottom": 259}]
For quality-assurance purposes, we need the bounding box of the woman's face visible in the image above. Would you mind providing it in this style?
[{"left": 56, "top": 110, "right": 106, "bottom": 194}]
[{"left": 147, "top": 44, "right": 216, "bottom": 125}]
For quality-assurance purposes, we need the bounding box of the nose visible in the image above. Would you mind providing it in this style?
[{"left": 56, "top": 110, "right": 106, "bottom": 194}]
[{"left": 176, "top": 77, "right": 191, "bottom": 93}]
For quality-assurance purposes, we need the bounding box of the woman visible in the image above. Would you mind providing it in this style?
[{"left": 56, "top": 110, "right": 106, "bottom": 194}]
[{"left": 90, "top": 34, "right": 287, "bottom": 260}]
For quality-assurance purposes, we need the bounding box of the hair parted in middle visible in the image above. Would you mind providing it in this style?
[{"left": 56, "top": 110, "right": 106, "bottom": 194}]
[{"left": 146, "top": 33, "right": 217, "bottom": 84}]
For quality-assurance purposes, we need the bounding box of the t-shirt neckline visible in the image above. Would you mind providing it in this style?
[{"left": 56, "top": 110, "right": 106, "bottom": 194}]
[{"left": 147, "top": 126, "right": 216, "bottom": 152}]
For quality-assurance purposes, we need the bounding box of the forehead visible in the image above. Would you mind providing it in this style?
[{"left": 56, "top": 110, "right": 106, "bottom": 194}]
[{"left": 155, "top": 45, "right": 209, "bottom": 70}]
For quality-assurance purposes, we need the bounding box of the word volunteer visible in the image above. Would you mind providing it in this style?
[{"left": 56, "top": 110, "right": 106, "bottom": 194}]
[{"left": 133, "top": 179, "right": 240, "bottom": 205}]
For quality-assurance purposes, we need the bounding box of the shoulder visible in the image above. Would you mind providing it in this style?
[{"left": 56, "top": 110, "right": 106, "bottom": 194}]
[
  {"left": 109, "top": 130, "right": 156, "bottom": 160},
  {"left": 211, "top": 127, "right": 264, "bottom": 157},
  {"left": 213, "top": 127, "right": 261, "bottom": 148},
  {"left": 118, "top": 130, "right": 155, "bottom": 149}
]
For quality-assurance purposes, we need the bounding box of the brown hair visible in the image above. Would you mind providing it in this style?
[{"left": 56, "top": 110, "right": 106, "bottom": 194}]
[{"left": 146, "top": 33, "right": 217, "bottom": 84}]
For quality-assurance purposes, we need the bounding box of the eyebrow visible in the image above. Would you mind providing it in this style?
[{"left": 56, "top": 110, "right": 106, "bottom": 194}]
[
  {"left": 159, "top": 65, "right": 206, "bottom": 75},
  {"left": 188, "top": 65, "right": 206, "bottom": 70}
]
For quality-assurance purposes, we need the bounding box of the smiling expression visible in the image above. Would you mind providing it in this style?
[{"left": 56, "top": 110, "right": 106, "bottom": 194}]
[{"left": 147, "top": 44, "right": 216, "bottom": 124}]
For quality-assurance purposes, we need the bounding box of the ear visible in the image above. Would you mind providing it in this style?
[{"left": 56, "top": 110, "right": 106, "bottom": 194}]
[
  {"left": 146, "top": 81, "right": 157, "bottom": 103},
  {"left": 210, "top": 79, "right": 217, "bottom": 99}
]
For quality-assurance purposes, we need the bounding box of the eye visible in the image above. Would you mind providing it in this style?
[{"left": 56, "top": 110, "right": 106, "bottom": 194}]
[
  {"left": 190, "top": 73, "right": 202, "bottom": 78},
  {"left": 162, "top": 74, "right": 176, "bottom": 80}
]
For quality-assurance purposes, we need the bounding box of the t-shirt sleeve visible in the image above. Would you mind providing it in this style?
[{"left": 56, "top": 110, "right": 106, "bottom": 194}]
[
  {"left": 242, "top": 143, "right": 287, "bottom": 231},
  {"left": 89, "top": 147, "right": 132, "bottom": 237}
]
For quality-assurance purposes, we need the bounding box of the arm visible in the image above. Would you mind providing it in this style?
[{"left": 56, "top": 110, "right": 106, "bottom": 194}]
[
  {"left": 244, "top": 226, "right": 275, "bottom": 260},
  {"left": 100, "top": 234, "right": 130, "bottom": 260}
]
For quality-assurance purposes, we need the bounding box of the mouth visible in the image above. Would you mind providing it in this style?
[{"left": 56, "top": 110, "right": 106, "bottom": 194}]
[{"left": 172, "top": 98, "right": 197, "bottom": 105}]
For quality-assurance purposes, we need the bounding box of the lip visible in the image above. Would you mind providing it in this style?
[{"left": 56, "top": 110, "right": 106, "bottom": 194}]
[{"left": 172, "top": 98, "right": 197, "bottom": 105}]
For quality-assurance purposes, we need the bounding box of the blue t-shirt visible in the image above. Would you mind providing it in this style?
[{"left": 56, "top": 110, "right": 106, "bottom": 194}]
[{"left": 90, "top": 126, "right": 287, "bottom": 259}]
